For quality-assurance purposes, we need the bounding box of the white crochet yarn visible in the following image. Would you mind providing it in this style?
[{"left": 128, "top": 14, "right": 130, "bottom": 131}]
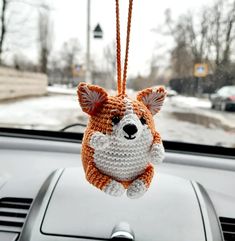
[
  {"left": 90, "top": 98, "right": 164, "bottom": 197},
  {"left": 150, "top": 143, "right": 165, "bottom": 164},
  {"left": 93, "top": 126, "right": 153, "bottom": 181},
  {"left": 103, "top": 180, "right": 125, "bottom": 197},
  {"left": 127, "top": 179, "right": 147, "bottom": 199},
  {"left": 91, "top": 99, "right": 155, "bottom": 182},
  {"left": 90, "top": 132, "right": 109, "bottom": 150}
]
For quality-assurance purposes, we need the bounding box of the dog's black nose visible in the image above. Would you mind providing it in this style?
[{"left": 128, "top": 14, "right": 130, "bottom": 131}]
[{"left": 123, "top": 124, "right": 138, "bottom": 136}]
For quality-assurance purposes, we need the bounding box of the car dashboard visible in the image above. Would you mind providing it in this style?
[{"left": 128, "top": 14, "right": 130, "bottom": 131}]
[{"left": 0, "top": 131, "right": 235, "bottom": 241}]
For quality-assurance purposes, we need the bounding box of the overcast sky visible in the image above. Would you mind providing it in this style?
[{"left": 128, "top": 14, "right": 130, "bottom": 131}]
[{"left": 19, "top": 0, "right": 215, "bottom": 76}]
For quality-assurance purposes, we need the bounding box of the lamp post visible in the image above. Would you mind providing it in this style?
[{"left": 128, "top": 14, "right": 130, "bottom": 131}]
[
  {"left": 85, "top": 0, "right": 103, "bottom": 84},
  {"left": 85, "top": 0, "right": 91, "bottom": 84}
]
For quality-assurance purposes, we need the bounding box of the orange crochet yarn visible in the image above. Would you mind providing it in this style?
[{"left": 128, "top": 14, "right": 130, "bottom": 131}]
[{"left": 77, "top": 0, "right": 167, "bottom": 198}]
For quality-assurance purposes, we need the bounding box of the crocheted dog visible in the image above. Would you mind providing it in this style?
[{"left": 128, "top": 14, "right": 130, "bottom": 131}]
[{"left": 77, "top": 83, "right": 166, "bottom": 199}]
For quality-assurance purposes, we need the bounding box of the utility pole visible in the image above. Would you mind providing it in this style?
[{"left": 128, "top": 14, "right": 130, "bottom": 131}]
[{"left": 85, "top": 0, "right": 92, "bottom": 84}]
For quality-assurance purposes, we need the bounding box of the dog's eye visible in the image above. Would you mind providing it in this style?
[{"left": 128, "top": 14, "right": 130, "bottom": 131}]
[
  {"left": 112, "top": 116, "right": 121, "bottom": 125},
  {"left": 140, "top": 117, "right": 146, "bottom": 125}
]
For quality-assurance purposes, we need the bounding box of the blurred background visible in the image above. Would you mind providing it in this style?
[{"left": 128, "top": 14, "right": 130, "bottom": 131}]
[{"left": 0, "top": 0, "right": 234, "bottom": 147}]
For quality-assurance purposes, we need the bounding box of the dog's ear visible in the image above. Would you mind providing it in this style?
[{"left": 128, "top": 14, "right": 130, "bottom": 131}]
[
  {"left": 137, "top": 86, "right": 167, "bottom": 115},
  {"left": 77, "top": 82, "right": 108, "bottom": 115}
]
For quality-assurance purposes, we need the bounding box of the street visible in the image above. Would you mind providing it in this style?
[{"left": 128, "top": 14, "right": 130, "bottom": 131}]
[
  {"left": 157, "top": 96, "right": 235, "bottom": 148},
  {"left": 0, "top": 91, "right": 234, "bottom": 147}
]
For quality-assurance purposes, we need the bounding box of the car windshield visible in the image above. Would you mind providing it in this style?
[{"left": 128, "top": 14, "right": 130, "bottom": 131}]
[{"left": 0, "top": 0, "right": 235, "bottom": 148}]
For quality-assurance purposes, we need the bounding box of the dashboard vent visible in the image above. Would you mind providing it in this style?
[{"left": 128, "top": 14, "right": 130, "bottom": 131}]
[
  {"left": 0, "top": 197, "right": 33, "bottom": 232},
  {"left": 219, "top": 217, "right": 235, "bottom": 241}
]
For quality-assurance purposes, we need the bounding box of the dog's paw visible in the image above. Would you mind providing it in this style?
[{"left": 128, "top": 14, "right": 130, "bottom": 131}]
[
  {"left": 90, "top": 132, "right": 110, "bottom": 150},
  {"left": 103, "top": 180, "right": 125, "bottom": 197},
  {"left": 127, "top": 179, "right": 147, "bottom": 199},
  {"left": 150, "top": 143, "right": 165, "bottom": 164}
]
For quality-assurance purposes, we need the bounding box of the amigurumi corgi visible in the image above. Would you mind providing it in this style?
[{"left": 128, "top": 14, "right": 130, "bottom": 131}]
[{"left": 77, "top": 83, "right": 166, "bottom": 199}]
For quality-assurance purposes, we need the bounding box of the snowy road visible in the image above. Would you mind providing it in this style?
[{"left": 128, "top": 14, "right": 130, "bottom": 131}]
[
  {"left": 157, "top": 96, "right": 235, "bottom": 147},
  {"left": 0, "top": 92, "right": 234, "bottom": 147}
]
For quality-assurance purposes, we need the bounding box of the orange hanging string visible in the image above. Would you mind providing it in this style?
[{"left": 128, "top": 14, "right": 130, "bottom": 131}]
[
  {"left": 115, "top": 0, "right": 134, "bottom": 96},
  {"left": 115, "top": 0, "right": 122, "bottom": 95},
  {"left": 122, "top": 0, "right": 133, "bottom": 96}
]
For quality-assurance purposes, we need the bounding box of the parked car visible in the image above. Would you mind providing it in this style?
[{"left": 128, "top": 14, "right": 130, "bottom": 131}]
[{"left": 210, "top": 86, "right": 235, "bottom": 111}]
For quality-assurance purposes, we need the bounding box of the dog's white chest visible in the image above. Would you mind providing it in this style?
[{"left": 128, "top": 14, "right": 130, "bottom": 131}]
[{"left": 93, "top": 128, "right": 153, "bottom": 181}]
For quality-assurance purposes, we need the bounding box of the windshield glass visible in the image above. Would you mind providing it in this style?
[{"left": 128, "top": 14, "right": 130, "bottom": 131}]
[{"left": 0, "top": 0, "right": 235, "bottom": 148}]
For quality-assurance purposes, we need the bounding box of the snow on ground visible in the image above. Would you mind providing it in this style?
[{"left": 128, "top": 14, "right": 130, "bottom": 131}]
[
  {"left": 172, "top": 95, "right": 211, "bottom": 109},
  {"left": 47, "top": 85, "right": 77, "bottom": 95},
  {"left": 169, "top": 96, "right": 235, "bottom": 129},
  {"left": 47, "top": 85, "right": 136, "bottom": 97},
  {"left": 161, "top": 97, "right": 235, "bottom": 147},
  {"left": 0, "top": 94, "right": 83, "bottom": 130},
  {"left": 156, "top": 109, "right": 235, "bottom": 148},
  {"left": 0, "top": 93, "right": 234, "bottom": 147}
]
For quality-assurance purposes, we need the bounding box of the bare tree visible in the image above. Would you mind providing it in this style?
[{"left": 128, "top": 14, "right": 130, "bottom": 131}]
[
  {"left": 103, "top": 41, "right": 116, "bottom": 87},
  {"left": 207, "top": 0, "right": 235, "bottom": 87},
  {"left": 38, "top": 4, "right": 52, "bottom": 74},
  {"left": 163, "top": 0, "right": 235, "bottom": 80},
  {"left": 164, "top": 9, "right": 194, "bottom": 77},
  {"left": 209, "top": 0, "right": 235, "bottom": 67},
  {"left": 161, "top": 0, "right": 235, "bottom": 92},
  {"left": 184, "top": 9, "right": 210, "bottom": 63},
  {"left": 60, "top": 38, "right": 81, "bottom": 79},
  {"left": 13, "top": 52, "right": 38, "bottom": 71},
  {"left": 0, "top": 0, "right": 50, "bottom": 66},
  {"left": 0, "top": 0, "right": 8, "bottom": 64}
]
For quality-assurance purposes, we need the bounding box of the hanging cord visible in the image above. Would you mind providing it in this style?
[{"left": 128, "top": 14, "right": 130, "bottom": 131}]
[
  {"left": 115, "top": 0, "right": 134, "bottom": 96},
  {"left": 115, "top": 0, "right": 122, "bottom": 95},
  {"left": 122, "top": 0, "right": 133, "bottom": 96}
]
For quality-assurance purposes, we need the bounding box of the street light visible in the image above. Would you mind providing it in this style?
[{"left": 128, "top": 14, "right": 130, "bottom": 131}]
[
  {"left": 85, "top": 1, "right": 103, "bottom": 84},
  {"left": 85, "top": 0, "right": 91, "bottom": 84},
  {"left": 93, "top": 24, "right": 103, "bottom": 39}
]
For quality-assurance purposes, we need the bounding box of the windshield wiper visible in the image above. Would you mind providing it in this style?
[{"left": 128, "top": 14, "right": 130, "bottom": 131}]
[{"left": 60, "top": 123, "right": 87, "bottom": 132}]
